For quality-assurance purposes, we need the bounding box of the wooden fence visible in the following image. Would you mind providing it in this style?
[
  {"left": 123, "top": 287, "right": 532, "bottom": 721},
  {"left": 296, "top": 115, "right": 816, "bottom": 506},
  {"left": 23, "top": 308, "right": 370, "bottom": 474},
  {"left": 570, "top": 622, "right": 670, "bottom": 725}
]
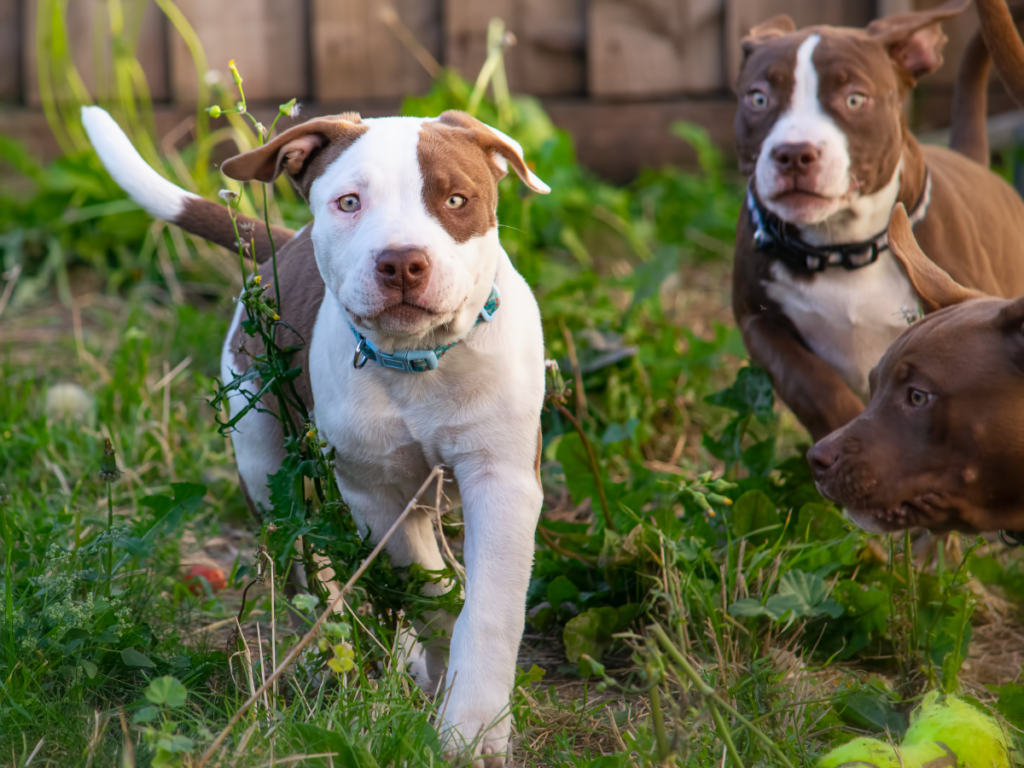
[{"left": 0, "top": 0, "right": 1015, "bottom": 180}]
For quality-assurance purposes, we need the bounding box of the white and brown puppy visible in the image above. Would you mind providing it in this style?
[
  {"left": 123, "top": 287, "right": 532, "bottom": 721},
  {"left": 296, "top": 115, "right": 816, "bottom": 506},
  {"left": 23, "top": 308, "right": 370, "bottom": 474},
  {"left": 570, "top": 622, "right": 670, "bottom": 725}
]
[{"left": 82, "top": 106, "right": 550, "bottom": 764}]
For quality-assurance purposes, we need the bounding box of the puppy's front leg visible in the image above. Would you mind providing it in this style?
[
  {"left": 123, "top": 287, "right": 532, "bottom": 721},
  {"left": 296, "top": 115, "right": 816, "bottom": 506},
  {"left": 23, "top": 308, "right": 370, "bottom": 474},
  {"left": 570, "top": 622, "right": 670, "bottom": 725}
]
[{"left": 439, "top": 461, "right": 542, "bottom": 765}]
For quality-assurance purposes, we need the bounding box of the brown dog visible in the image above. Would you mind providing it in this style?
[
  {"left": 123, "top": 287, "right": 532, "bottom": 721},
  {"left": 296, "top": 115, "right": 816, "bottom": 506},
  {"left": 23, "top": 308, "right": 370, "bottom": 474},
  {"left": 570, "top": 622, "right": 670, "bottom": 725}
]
[
  {"left": 808, "top": 204, "right": 1024, "bottom": 534},
  {"left": 732, "top": 0, "right": 1024, "bottom": 441}
]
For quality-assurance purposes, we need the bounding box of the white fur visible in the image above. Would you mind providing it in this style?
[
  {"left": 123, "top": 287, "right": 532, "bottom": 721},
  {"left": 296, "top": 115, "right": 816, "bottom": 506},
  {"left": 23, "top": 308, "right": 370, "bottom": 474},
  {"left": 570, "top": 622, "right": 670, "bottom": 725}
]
[
  {"left": 220, "top": 301, "right": 286, "bottom": 511},
  {"left": 766, "top": 250, "right": 919, "bottom": 399},
  {"left": 80, "top": 106, "right": 197, "bottom": 221}
]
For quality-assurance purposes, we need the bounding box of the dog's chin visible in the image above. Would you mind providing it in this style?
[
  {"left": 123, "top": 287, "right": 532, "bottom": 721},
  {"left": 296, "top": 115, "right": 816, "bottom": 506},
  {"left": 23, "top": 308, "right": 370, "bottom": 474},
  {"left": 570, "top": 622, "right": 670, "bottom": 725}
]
[
  {"left": 365, "top": 303, "right": 443, "bottom": 335},
  {"left": 766, "top": 191, "right": 843, "bottom": 225},
  {"left": 845, "top": 500, "right": 963, "bottom": 535}
]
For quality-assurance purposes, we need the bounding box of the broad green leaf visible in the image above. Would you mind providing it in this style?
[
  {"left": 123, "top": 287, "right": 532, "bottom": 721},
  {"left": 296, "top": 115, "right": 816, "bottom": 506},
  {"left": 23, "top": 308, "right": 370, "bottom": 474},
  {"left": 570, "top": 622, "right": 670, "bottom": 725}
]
[
  {"left": 995, "top": 684, "right": 1024, "bottom": 730},
  {"left": 728, "top": 598, "right": 769, "bottom": 618},
  {"left": 121, "top": 647, "right": 155, "bottom": 668},
  {"left": 729, "top": 490, "right": 777, "bottom": 539},
  {"left": 133, "top": 705, "right": 159, "bottom": 723},
  {"left": 546, "top": 575, "right": 579, "bottom": 608},
  {"left": 81, "top": 659, "right": 98, "bottom": 679},
  {"left": 292, "top": 593, "right": 320, "bottom": 613},
  {"left": 837, "top": 691, "right": 907, "bottom": 736},
  {"left": 145, "top": 676, "right": 188, "bottom": 708}
]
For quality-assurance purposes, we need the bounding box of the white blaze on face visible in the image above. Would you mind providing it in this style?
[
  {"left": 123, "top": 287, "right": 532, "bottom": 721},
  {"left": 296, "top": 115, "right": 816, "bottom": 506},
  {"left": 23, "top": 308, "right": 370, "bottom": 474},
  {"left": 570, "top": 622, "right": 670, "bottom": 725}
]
[
  {"left": 306, "top": 117, "right": 498, "bottom": 350},
  {"left": 755, "top": 34, "right": 852, "bottom": 226}
]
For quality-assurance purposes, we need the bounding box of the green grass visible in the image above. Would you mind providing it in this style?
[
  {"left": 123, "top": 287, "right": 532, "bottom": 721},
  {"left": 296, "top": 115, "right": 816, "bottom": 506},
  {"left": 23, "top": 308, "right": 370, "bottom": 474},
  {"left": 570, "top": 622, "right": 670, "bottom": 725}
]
[{"left": 2, "top": 3, "right": 1024, "bottom": 766}]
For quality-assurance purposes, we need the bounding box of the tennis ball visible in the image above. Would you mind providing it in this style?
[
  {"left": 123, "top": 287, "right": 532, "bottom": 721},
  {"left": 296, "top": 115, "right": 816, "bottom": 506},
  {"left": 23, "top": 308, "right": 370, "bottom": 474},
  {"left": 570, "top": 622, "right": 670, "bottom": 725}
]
[
  {"left": 817, "top": 737, "right": 900, "bottom": 768},
  {"left": 901, "top": 692, "right": 1010, "bottom": 768}
]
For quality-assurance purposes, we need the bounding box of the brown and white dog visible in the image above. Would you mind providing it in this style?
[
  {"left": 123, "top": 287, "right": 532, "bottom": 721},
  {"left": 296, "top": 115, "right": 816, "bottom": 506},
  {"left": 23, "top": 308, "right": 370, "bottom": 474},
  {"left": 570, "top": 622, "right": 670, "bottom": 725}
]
[
  {"left": 809, "top": 0, "right": 1024, "bottom": 537},
  {"left": 82, "top": 106, "right": 551, "bottom": 765},
  {"left": 733, "top": 0, "right": 1024, "bottom": 442},
  {"left": 808, "top": 204, "right": 1024, "bottom": 536}
]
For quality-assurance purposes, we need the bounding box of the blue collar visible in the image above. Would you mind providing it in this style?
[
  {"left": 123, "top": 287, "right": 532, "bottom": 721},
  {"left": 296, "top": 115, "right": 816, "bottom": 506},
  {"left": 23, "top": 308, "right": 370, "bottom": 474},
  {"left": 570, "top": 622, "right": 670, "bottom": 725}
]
[{"left": 350, "top": 284, "right": 500, "bottom": 373}]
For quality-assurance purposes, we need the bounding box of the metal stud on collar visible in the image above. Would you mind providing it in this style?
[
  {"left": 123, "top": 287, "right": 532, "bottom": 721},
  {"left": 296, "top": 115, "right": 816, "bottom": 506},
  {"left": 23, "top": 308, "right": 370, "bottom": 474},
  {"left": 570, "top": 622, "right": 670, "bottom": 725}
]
[{"left": 353, "top": 339, "right": 369, "bottom": 369}]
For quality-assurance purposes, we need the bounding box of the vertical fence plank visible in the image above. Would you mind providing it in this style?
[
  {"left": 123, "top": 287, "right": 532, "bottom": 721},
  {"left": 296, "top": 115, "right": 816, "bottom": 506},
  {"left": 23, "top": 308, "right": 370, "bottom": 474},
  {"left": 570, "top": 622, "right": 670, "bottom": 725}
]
[
  {"left": 312, "top": 0, "right": 441, "bottom": 101},
  {"left": 589, "top": 0, "right": 726, "bottom": 99},
  {"left": 169, "top": 0, "right": 307, "bottom": 103},
  {"left": 725, "top": 0, "right": 874, "bottom": 85},
  {"left": 23, "top": 0, "right": 168, "bottom": 106},
  {"left": 0, "top": 0, "right": 19, "bottom": 102},
  {"left": 446, "top": 0, "right": 586, "bottom": 96}
]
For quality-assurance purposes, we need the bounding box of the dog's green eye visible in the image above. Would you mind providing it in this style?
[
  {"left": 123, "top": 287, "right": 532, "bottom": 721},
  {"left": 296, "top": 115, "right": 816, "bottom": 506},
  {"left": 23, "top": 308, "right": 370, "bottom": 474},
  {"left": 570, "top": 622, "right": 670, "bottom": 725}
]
[
  {"left": 846, "top": 92, "right": 867, "bottom": 110},
  {"left": 445, "top": 194, "right": 467, "bottom": 210},
  {"left": 339, "top": 194, "right": 360, "bottom": 212},
  {"left": 909, "top": 389, "right": 931, "bottom": 407},
  {"left": 747, "top": 90, "right": 769, "bottom": 110}
]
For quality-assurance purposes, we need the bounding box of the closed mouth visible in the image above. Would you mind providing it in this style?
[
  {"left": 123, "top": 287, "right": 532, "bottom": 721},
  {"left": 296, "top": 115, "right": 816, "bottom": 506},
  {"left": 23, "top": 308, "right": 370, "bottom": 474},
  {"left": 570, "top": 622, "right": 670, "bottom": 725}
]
[
  {"left": 770, "top": 189, "right": 833, "bottom": 204},
  {"left": 373, "top": 302, "right": 440, "bottom": 323}
]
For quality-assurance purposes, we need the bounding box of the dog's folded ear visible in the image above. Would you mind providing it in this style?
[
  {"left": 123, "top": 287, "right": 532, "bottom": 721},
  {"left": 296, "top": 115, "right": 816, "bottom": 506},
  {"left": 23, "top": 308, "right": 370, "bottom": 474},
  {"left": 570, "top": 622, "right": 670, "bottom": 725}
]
[
  {"left": 436, "top": 111, "right": 550, "bottom": 194},
  {"left": 888, "top": 203, "right": 985, "bottom": 313},
  {"left": 739, "top": 15, "right": 795, "bottom": 64},
  {"left": 220, "top": 113, "right": 367, "bottom": 199},
  {"left": 867, "top": 0, "right": 970, "bottom": 80}
]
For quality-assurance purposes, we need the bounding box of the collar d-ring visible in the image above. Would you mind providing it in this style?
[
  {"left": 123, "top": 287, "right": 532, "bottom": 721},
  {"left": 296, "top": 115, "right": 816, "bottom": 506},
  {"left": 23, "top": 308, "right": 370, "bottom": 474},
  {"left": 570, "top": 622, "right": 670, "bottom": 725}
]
[{"left": 353, "top": 338, "right": 369, "bottom": 369}]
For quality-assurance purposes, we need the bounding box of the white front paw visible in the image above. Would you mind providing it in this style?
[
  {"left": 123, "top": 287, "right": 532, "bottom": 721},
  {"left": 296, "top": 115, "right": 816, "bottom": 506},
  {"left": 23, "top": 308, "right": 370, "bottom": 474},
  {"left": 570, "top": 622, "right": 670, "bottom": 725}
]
[{"left": 439, "top": 694, "right": 511, "bottom": 767}]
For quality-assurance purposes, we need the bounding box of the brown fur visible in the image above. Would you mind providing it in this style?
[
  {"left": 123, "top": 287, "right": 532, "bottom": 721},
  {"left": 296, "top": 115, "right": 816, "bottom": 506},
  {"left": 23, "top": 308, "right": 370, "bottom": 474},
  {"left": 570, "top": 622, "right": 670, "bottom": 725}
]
[
  {"left": 732, "top": 3, "right": 1024, "bottom": 441},
  {"left": 177, "top": 197, "right": 294, "bottom": 264},
  {"left": 230, "top": 226, "right": 325, "bottom": 419},
  {"left": 976, "top": 0, "right": 1024, "bottom": 106},
  {"left": 809, "top": 212, "right": 1024, "bottom": 533}
]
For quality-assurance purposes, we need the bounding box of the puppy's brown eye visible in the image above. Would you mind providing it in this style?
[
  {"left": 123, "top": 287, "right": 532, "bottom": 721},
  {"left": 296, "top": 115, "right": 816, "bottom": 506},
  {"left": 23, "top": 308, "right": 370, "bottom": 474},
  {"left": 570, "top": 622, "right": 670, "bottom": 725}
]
[
  {"left": 909, "top": 389, "right": 931, "bottom": 407},
  {"left": 445, "top": 194, "right": 467, "bottom": 210},
  {"left": 339, "top": 194, "right": 360, "bottom": 212}
]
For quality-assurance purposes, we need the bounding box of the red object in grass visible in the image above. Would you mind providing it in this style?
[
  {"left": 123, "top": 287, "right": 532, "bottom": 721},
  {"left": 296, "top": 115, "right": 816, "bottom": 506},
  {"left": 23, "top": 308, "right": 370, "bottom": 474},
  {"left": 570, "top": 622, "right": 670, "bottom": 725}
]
[{"left": 185, "top": 564, "right": 227, "bottom": 594}]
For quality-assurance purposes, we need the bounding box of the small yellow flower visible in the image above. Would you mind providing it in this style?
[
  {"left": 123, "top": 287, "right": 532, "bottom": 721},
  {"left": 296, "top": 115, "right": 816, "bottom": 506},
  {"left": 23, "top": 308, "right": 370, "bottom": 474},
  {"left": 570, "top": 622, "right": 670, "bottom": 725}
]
[
  {"left": 228, "top": 59, "right": 242, "bottom": 86},
  {"left": 272, "top": 314, "right": 280, "bottom": 321},
  {"left": 253, "top": 275, "right": 261, "bottom": 285},
  {"left": 306, "top": 430, "right": 315, "bottom": 439}
]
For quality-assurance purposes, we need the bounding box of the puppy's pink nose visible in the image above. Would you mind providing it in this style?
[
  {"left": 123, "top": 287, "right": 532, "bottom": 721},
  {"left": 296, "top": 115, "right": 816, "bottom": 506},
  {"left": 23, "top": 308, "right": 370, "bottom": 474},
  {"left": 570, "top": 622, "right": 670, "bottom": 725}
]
[
  {"left": 807, "top": 442, "right": 839, "bottom": 476},
  {"left": 771, "top": 142, "right": 821, "bottom": 176},
  {"left": 376, "top": 248, "right": 431, "bottom": 299}
]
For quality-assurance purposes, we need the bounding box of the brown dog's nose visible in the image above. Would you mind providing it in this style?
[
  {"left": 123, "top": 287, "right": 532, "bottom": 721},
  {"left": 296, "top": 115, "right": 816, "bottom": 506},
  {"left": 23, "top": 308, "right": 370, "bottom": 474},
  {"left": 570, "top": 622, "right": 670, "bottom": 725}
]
[
  {"left": 376, "top": 248, "right": 431, "bottom": 299},
  {"left": 807, "top": 442, "right": 839, "bottom": 476},
  {"left": 772, "top": 142, "right": 821, "bottom": 176}
]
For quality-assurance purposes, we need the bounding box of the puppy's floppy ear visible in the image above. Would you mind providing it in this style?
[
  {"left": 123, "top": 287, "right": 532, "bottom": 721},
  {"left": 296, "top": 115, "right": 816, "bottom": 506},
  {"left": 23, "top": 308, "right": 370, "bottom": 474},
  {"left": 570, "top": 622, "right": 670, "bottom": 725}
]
[
  {"left": 740, "top": 15, "right": 796, "bottom": 61},
  {"left": 867, "top": 0, "right": 970, "bottom": 80},
  {"left": 221, "top": 113, "right": 367, "bottom": 198},
  {"left": 887, "top": 203, "right": 985, "bottom": 312},
  {"left": 436, "top": 111, "right": 550, "bottom": 194}
]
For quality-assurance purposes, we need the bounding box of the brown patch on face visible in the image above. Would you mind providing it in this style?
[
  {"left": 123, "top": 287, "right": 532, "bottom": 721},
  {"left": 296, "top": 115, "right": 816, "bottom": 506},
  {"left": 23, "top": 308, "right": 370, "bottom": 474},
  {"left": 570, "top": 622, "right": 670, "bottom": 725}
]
[
  {"left": 230, "top": 225, "right": 325, "bottom": 420},
  {"left": 417, "top": 116, "right": 500, "bottom": 244},
  {"left": 221, "top": 113, "right": 368, "bottom": 202},
  {"left": 417, "top": 110, "right": 549, "bottom": 244},
  {"left": 808, "top": 297, "right": 1024, "bottom": 533},
  {"left": 734, "top": 32, "right": 801, "bottom": 175}
]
